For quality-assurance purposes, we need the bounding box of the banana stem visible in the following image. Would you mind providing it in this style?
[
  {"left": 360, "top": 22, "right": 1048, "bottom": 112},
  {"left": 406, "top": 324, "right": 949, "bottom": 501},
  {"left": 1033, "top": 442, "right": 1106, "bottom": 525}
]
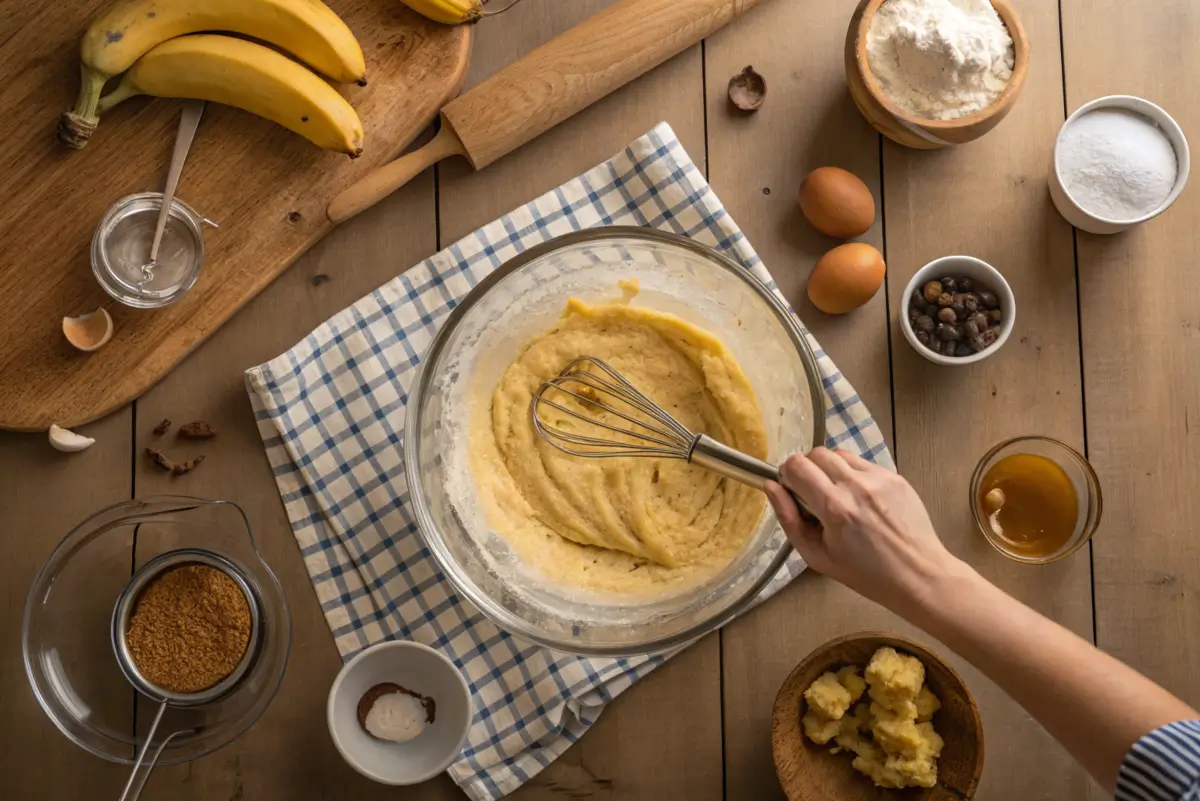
[
  {"left": 74, "top": 66, "right": 109, "bottom": 119},
  {"left": 481, "top": 0, "right": 526, "bottom": 16},
  {"left": 57, "top": 65, "right": 109, "bottom": 149},
  {"left": 95, "top": 81, "right": 142, "bottom": 115}
]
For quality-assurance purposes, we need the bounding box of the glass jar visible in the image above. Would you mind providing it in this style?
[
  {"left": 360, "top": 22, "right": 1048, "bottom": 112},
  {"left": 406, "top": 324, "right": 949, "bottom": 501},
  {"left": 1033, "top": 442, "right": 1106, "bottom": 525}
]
[{"left": 91, "top": 192, "right": 214, "bottom": 309}]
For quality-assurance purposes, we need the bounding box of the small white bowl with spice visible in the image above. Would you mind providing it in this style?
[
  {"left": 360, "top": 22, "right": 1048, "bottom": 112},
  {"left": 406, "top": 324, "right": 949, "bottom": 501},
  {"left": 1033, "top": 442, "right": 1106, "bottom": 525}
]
[
  {"left": 900, "top": 255, "right": 1016, "bottom": 366},
  {"left": 1050, "top": 95, "right": 1190, "bottom": 234},
  {"left": 327, "top": 640, "right": 472, "bottom": 785}
]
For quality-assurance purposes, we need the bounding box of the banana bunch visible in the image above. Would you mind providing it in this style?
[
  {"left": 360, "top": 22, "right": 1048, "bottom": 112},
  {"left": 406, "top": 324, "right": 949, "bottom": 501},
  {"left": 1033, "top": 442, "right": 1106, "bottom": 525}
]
[{"left": 59, "top": 0, "right": 366, "bottom": 156}]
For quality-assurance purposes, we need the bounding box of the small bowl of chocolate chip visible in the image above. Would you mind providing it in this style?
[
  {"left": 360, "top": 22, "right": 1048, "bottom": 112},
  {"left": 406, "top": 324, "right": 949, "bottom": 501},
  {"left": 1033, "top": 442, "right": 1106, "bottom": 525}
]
[{"left": 900, "top": 255, "right": 1016, "bottom": 366}]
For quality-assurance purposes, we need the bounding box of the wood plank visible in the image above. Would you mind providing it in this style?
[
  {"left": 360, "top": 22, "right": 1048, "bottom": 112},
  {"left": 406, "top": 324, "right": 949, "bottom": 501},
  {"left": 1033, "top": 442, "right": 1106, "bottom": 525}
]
[
  {"left": 0, "top": 0, "right": 469, "bottom": 431},
  {"left": 129, "top": 179, "right": 460, "bottom": 799},
  {"left": 0, "top": 415, "right": 133, "bottom": 797},
  {"left": 703, "top": 0, "right": 895, "bottom": 795},
  {"left": 439, "top": 2, "right": 724, "bottom": 798},
  {"left": 883, "top": 1, "right": 1097, "bottom": 798},
  {"left": 1061, "top": 0, "right": 1200, "bottom": 709},
  {"left": 713, "top": 0, "right": 1101, "bottom": 797},
  {"left": 440, "top": 0, "right": 708, "bottom": 242}
]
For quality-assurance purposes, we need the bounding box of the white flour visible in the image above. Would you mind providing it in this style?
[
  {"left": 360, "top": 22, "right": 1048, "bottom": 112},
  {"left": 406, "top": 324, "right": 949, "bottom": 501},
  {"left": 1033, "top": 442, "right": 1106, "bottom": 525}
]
[
  {"left": 866, "top": 0, "right": 1014, "bottom": 121},
  {"left": 1056, "top": 108, "right": 1178, "bottom": 221}
]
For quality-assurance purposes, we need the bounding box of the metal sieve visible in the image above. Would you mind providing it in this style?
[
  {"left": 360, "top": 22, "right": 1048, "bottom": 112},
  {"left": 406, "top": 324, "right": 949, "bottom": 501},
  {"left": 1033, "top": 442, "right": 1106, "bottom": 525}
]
[{"left": 110, "top": 549, "right": 263, "bottom": 801}]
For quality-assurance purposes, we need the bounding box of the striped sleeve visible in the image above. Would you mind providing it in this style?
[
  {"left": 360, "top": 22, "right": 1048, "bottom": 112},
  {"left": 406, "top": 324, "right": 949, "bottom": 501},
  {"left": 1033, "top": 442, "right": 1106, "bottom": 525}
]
[{"left": 1117, "top": 720, "right": 1200, "bottom": 801}]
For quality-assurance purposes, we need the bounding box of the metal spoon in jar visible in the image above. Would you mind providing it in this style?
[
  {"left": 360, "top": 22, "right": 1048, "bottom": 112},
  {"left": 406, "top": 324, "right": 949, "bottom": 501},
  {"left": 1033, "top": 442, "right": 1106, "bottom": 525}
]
[{"left": 139, "top": 100, "right": 205, "bottom": 285}]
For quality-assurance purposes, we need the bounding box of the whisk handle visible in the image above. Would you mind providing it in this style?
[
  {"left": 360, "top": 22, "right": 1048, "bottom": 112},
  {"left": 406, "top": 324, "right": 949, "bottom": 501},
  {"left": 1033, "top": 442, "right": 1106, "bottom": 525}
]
[{"left": 690, "top": 435, "right": 822, "bottom": 529}]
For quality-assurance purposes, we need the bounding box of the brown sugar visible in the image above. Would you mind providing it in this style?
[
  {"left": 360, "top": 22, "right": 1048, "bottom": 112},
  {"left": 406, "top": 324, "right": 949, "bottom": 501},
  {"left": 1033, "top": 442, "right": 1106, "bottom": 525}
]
[{"left": 126, "top": 564, "right": 252, "bottom": 694}]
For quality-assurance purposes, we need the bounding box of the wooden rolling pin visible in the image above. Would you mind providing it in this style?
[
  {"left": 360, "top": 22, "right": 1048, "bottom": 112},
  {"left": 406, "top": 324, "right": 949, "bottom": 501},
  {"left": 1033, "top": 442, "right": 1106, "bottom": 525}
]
[{"left": 327, "top": 0, "right": 763, "bottom": 224}]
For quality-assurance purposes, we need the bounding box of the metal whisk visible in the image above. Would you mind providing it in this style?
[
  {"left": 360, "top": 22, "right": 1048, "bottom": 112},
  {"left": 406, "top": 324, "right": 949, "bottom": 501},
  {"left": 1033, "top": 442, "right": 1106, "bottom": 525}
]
[{"left": 531, "top": 357, "right": 820, "bottom": 526}]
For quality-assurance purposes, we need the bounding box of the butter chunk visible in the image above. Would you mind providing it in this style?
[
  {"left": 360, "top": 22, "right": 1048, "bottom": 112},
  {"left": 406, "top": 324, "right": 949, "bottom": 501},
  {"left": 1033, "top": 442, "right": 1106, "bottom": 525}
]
[
  {"left": 865, "top": 646, "right": 925, "bottom": 714},
  {"left": 804, "top": 671, "right": 852, "bottom": 721}
]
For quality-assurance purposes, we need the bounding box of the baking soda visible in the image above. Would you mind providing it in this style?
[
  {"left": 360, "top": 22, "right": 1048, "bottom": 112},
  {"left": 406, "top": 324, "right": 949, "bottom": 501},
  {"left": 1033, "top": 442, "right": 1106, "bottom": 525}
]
[{"left": 1056, "top": 108, "right": 1178, "bottom": 221}]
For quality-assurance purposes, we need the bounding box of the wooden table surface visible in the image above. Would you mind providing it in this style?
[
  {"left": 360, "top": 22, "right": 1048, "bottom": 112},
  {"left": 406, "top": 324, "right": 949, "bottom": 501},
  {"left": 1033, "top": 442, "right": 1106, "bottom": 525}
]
[{"left": 3, "top": 0, "right": 1197, "bottom": 798}]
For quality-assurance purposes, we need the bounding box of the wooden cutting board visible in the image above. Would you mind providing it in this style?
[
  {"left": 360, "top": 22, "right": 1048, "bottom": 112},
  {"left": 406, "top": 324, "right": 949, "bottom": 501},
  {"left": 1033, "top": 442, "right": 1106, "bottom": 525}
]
[{"left": 0, "top": 0, "right": 470, "bottom": 431}]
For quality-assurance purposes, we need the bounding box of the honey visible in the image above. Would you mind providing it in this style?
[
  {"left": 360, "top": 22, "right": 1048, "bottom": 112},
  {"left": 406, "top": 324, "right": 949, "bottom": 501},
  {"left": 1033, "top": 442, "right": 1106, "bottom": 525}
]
[{"left": 978, "top": 453, "right": 1078, "bottom": 558}]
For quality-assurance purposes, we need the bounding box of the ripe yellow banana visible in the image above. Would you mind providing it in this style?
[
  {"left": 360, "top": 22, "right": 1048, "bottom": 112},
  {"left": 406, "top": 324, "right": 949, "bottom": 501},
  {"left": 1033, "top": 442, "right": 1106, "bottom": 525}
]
[
  {"left": 96, "top": 35, "right": 364, "bottom": 157},
  {"left": 399, "top": 0, "right": 486, "bottom": 24},
  {"left": 399, "top": 0, "right": 524, "bottom": 25},
  {"left": 59, "top": 0, "right": 364, "bottom": 148}
]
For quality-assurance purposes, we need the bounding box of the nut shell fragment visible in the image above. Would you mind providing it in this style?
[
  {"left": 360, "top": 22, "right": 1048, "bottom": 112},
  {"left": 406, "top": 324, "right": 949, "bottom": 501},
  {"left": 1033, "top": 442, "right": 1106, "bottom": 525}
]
[
  {"left": 178, "top": 421, "right": 217, "bottom": 439},
  {"left": 62, "top": 308, "right": 113, "bottom": 352},
  {"left": 728, "top": 65, "right": 766, "bottom": 112},
  {"left": 146, "top": 447, "right": 205, "bottom": 476}
]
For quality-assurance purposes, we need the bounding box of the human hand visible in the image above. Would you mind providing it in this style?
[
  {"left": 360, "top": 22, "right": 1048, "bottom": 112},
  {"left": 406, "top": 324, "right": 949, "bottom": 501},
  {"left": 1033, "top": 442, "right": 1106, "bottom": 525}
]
[{"left": 764, "top": 448, "right": 962, "bottom": 611}]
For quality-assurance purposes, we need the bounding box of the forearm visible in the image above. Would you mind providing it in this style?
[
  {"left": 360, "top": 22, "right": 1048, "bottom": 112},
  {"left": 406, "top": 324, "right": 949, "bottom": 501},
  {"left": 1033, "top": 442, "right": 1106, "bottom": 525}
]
[{"left": 902, "top": 559, "right": 1197, "bottom": 793}]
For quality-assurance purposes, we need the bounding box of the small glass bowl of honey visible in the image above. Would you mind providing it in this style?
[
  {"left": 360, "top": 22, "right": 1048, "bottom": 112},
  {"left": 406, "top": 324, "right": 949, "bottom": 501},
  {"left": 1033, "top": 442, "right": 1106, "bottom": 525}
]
[{"left": 970, "top": 436, "right": 1102, "bottom": 564}]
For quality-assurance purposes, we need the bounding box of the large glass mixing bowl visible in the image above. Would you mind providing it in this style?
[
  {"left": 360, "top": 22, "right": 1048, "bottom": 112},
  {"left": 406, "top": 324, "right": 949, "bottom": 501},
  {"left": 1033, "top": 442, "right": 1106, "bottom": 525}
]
[
  {"left": 406, "top": 228, "right": 825, "bottom": 655},
  {"left": 23, "top": 497, "right": 291, "bottom": 766}
]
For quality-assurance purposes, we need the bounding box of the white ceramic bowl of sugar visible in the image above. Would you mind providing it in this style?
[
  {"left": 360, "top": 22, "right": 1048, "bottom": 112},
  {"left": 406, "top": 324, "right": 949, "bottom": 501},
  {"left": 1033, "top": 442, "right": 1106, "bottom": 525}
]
[
  {"left": 1050, "top": 95, "right": 1190, "bottom": 234},
  {"left": 327, "top": 641, "right": 472, "bottom": 785}
]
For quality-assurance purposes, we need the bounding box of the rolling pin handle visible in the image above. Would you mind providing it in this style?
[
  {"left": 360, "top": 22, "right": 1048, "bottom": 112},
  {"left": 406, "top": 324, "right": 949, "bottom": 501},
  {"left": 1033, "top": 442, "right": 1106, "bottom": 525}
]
[{"left": 327, "top": 123, "right": 466, "bottom": 225}]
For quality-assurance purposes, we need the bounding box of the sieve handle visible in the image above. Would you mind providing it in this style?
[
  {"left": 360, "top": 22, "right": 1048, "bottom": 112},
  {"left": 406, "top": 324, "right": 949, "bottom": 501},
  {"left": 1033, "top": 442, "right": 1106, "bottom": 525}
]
[
  {"left": 689, "top": 434, "right": 823, "bottom": 529},
  {"left": 118, "top": 702, "right": 192, "bottom": 801}
]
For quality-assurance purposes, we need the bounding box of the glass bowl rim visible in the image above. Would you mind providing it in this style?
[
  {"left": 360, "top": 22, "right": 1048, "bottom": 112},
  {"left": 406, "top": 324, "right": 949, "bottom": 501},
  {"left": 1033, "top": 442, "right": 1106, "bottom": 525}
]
[
  {"left": 403, "top": 226, "right": 827, "bottom": 656},
  {"left": 968, "top": 435, "right": 1103, "bottom": 565},
  {"left": 22, "top": 496, "right": 293, "bottom": 765},
  {"left": 91, "top": 191, "right": 207, "bottom": 309}
]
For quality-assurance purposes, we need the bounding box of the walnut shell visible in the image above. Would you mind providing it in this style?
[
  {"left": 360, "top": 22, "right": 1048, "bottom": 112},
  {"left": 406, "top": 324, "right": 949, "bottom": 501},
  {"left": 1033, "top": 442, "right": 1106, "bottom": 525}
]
[{"left": 728, "top": 66, "right": 766, "bottom": 112}]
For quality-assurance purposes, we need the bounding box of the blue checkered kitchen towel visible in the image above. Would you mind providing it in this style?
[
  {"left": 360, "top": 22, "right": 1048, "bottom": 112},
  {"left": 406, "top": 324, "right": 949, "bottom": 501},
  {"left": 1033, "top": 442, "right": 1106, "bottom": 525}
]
[{"left": 245, "top": 122, "right": 892, "bottom": 800}]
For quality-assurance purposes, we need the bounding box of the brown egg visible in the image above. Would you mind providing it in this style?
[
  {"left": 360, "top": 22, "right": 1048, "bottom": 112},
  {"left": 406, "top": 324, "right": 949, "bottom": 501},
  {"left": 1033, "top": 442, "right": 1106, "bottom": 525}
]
[
  {"left": 798, "top": 167, "right": 875, "bottom": 238},
  {"left": 807, "top": 243, "right": 886, "bottom": 315}
]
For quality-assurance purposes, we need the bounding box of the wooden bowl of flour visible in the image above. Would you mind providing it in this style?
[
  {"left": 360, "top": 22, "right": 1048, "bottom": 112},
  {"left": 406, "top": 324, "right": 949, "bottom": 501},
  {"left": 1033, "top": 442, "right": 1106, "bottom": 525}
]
[{"left": 845, "top": 0, "right": 1029, "bottom": 149}]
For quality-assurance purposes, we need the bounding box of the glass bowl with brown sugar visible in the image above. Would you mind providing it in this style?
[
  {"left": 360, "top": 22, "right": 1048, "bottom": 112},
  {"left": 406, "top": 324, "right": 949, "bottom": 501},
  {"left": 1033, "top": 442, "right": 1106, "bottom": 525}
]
[{"left": 23, "top": 497, "right": 291, "bottom": 772}]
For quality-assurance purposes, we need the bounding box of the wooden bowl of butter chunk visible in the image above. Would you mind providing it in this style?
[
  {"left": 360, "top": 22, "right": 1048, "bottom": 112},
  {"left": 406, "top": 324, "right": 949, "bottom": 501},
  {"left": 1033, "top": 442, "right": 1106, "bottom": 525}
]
[
  {"left": 772, "top": 633, "right": 984, "bottom": 801},
  {"left": 845, "top": 0, "right": 1030, "bottom": 149}
]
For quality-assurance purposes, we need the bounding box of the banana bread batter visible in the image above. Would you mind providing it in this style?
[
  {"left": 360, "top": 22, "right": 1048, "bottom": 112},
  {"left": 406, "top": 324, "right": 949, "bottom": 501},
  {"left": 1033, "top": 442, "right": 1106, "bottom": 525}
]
[{"left": 469, "top": 287, "right": 768, "bottom": 595}]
